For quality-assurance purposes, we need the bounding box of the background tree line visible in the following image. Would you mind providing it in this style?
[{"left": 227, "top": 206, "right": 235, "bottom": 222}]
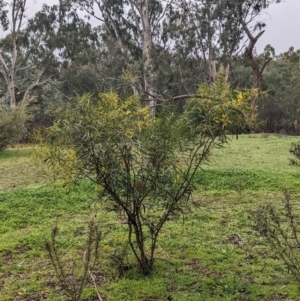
[{"left": 1, "top": 0, "right": 299, "bottom": 145}]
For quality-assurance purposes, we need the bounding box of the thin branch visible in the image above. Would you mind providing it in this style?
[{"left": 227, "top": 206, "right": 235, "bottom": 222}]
[
  {"left": 260, "top": 57, "right": 272, "bottom": 74},
  {"left": 88, "top": 269, "right": 103, "bottom": 301},
  {"left": 153, "top": 0, "right": 173, "bottom": 32},
  {"left": 128, "top": 0, "right": 143, "bottom": 39},
  {"left": 22, "top": 68, "right": 54, "bottom": 103},
  {"left": 0, "top": 53, "right": 9, "bottom": 78},
  {"left": 171, "top": 94, "right": 204, "bottom": 102}
]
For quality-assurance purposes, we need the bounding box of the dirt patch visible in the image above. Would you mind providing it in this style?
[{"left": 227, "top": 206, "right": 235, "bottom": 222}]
[{"left": 14, "top": 291, "right": 48, "bottom": 301}]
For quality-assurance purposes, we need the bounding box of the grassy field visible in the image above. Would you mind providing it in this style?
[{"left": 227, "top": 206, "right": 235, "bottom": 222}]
[
  {"left": 1, "top": 134, "right": 300, "bottom": 301},
  {"left": 0, "top": 146, "right": 48, "bottom": 191},
  {"left": 208, "top": 133, "right": 300, "bottom": 172}
]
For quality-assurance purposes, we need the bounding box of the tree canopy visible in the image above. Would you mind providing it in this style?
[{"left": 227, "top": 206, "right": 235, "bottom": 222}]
[{"left": 0, "top": 0, "right": 299, "bottom": 140}]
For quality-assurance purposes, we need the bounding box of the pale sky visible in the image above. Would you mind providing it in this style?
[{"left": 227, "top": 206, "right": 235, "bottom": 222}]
[
  {"left": 256, "top": 0, "right": 300, "bottom": 54},
  {"left": 23, "top": 0, "right": 300, "bottom": 55}
]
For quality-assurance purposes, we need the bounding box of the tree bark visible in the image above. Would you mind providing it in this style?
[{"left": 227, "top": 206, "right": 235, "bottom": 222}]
[
  {"left": 140, "top": 0, "right": 156, "bottom": 112},
  {"left": 87, "top": 0, "right": 142, "bottom": 99},
  {"left": 241, "top": 21, "right": 272, "bottom": 106},
  {"left": 128, "top": 0, "right": 156, "bottom": 112},
  {"left": 0, "top": 1, "right": 54, "bottom": 108},
  {"left": 0, "top": 0, "right": 26, "bottom": 108},
  {"left": 0, "top": 53, "right": 16, "bottom": 108}
]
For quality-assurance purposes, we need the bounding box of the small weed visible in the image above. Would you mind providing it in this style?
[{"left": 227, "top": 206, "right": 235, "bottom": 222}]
[
  {"left": 45, "top": 222, "right": 102, "bottom": 301},
  {"left": 252, "top": 191, "right": 300, "bottom": 284}
]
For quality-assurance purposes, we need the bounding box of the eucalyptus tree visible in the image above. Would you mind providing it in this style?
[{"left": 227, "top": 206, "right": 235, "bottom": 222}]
[
  {"left": 0, "top": 0, "right": 27, "bottom": 108},
  {"left": 0, "top": 1, "right": 30, "bottom": 150},
  {"left": 33, "top": 2, "right": 100, "bottom": 103},
  {"left": 259, "top": 47, "right": 300, "bottom": 133},
  {"left": 226, "top": 0, "right": 281, "bottom": 98},
  {"left": 170, "top": 0, "right": 282, "bottom": 94},
  {"left": 58, "top": 36, "right": 129, "bottom": 98},
  {"left": 67, "top": 0, "right": 175, "bottom": 112},
  {"left": 0, "top": 0, "right": 59, "bottom": 108},
  {"left": 170, "top": 0, "right": 243, "bottom": 83},
  {"left": 0, "top": 0, "right": 99, "bottom": 109}
]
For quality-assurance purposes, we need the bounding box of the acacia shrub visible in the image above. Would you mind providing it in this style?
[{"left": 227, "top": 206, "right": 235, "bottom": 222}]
[{"left": 38, "top": 76, "right": 257, "bottom": 274}]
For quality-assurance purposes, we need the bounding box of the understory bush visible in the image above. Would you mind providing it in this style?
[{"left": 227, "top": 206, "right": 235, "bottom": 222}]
[
  {"left": 290, "top": 142, "right": 300, "bottom": 166},
  {"left": 0, "top": 105, "right": 29, "bottom": 151}
]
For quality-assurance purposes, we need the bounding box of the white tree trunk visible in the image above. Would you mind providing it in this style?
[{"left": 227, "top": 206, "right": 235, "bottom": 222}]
[{"left": 141, "top": 0, "right": 156, "bottom": 112}]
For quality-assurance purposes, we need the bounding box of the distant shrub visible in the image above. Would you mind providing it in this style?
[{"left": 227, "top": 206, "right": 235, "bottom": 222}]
[
  {"left": 290, "top": 142, "right": 300, "bottom": 166},
  {"left": 0, "top": 105, "right": 29, "bottom": 151}
]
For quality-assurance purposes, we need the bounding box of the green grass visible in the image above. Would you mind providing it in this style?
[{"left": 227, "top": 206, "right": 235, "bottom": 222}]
[
  {"left": 207, "top": 133, "right": 300, "bottom": 172},
  {"left": 0, "top": 146, "right": 48, "bottom": 191},
  {"left": 1, "top": 134, "right": 300, "bottom": 300},
  {"left": 198, "top": 133, "right": 300, "bottom": 192}
]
